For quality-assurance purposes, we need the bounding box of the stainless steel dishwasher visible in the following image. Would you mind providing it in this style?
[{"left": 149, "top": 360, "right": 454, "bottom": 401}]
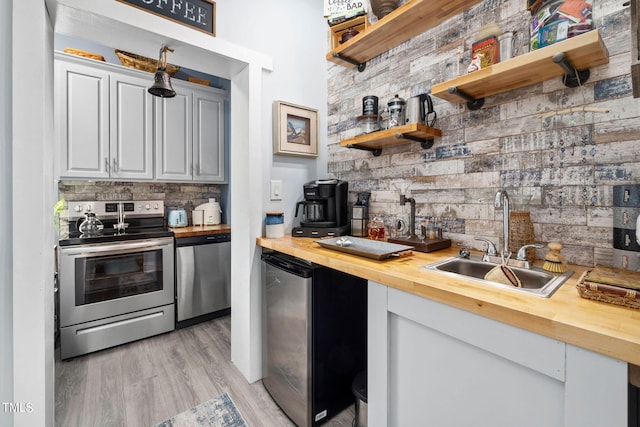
[
  {"left": 175, "top": 233, "right": 231, "bottom": 328},
  {"left": 262, "top": 250, "right": 367, "bottom": 427}
]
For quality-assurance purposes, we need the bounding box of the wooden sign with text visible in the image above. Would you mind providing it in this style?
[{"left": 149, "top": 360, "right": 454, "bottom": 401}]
[{"left": 117, "top": 0, "right": 216, "bottom": 36}]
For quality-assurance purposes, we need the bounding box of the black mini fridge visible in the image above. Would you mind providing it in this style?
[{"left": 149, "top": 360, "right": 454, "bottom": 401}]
[{"left": 262, "top": 251, "right": 367, "bottom": 427}]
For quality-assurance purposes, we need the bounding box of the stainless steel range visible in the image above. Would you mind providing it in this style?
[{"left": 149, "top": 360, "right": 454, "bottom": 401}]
[{"left": 57, "top": 200, "right": 175, "bottom": 359}]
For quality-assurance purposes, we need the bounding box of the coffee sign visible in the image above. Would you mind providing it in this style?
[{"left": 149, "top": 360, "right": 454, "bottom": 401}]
[
  {"left": 324, "top": 0, "right": 365, "bottom": 17},
  {"left": 117, "top": 0, "right": 216, "bottom": 36}
]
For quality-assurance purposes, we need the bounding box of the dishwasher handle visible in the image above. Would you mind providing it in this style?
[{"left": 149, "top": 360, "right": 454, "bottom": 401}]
[{"left": 261, "top": 252, "right": 315, "bottom": 278}]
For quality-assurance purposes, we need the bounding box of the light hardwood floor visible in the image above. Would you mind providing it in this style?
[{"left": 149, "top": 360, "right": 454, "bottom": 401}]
[{"left": 55, "top": 315, "right": 356, "bottom": 427}]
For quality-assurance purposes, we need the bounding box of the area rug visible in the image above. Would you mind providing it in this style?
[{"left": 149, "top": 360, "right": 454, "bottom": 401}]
[{"left": 154, "top": 393, "right": 247, "bottom": 427}]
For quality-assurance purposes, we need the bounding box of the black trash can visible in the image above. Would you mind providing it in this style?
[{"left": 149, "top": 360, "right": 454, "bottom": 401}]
[{"left": 352, "top": 371, "right": 367, "bottom": 427}]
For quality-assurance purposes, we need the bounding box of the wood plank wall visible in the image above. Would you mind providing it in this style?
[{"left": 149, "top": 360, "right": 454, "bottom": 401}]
[{"left": 326, "top": 0, "right": 638, "bottom": 267}]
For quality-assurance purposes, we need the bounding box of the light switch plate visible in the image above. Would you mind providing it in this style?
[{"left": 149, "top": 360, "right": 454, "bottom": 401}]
[{"left": 270, "top": 180, "right": 282, "bottom": 201}]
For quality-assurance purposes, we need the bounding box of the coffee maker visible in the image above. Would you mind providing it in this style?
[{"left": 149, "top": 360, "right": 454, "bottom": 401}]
[{"left": 292, "top": 179, "right": 349, "bottom": 237}]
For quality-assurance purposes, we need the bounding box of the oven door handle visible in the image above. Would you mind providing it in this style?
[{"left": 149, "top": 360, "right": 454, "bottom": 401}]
[{"left": 62, "top": 241, "right": 172, "bottom": 257}]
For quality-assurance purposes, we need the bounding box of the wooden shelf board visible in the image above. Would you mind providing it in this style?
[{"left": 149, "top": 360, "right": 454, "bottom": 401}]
[
  {"left": 327, "top": 0, "right": 483, "bottom": 68},
  {"left": 431, "top": 30, "right": 609, "bottom": 104},
  {"left": 340, "top": 123, "right": 442, "bottom": 150}
]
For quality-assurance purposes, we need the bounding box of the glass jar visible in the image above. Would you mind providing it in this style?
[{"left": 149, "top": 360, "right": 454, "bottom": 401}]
[
  {"left": 356, "top": 114, "right": 379, "bottom": 135},
  {"left": 368, "top": 217, "right": 386, "bottom": 240},
  {"left": 370, "top": 0, "right": 400, "bottom": 19}
]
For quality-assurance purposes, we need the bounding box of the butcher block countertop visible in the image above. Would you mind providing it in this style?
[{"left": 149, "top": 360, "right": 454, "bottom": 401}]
[
  {"left": 171, "top": 224, "right": 231, "bottom": 238},
  {"left": 257, "top": 236, "right": 640, "bottom": 366}
]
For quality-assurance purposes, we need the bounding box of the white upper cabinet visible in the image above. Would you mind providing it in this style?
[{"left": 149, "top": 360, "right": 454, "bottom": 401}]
[
  {"left": 193, "top": 89, "right": 225, "bottom": 182},
  {"left": 55, "top": 52, "right": 228, "bottom": 183},
  {"left": 155, "top": 83, "right": 193, "bottom": 181},
  {"left": 155, "top": 80, "right": 227, "bottom": 183},
  {"left": 109, "top": 72, "right": 154, "bottom": 180},
  {"left": 57, "top": 58, "right": 110, "bottom": 178}
]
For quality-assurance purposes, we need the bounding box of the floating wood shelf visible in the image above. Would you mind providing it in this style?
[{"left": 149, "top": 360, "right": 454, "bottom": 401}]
[
  {"left": 340, "top": 123, "right": 442, "bottom": 156},
  {"left": 326, "top": 0, "right": 483, "bottom": 71},
  {"left": 431, "top": 30, "right": 609, "bottom": 106}
]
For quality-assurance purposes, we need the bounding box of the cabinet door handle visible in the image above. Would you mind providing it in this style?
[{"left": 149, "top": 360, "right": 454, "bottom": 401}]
[
  {"left": 113, "top": 158, "right": 118, "bottom": 173},
  {"left": 105, "top": 157, "right": 110, "bottom": 174}
]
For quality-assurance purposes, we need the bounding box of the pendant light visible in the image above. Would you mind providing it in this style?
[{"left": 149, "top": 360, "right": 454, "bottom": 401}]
[{"left": 148, "top": 45, "right": 176, "bottom": 98}]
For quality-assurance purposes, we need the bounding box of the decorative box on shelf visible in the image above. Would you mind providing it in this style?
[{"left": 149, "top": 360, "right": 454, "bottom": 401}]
[
  {"left": 329, "top": 15, "right": 370, "bottom": 50},
  {"left": 471, "top": 36, "right": 500, "bottom": 69}
]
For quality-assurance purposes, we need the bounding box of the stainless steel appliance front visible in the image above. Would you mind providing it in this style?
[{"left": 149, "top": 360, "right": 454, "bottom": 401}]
[
  {"left": 263, "top": 257, "right": 312, "bottom": 427},
  {"left": 58, "top": 237, "right": 174, "bottom": 358},
  {"left": 262, "top": 251, "right": 367, "bottom": 427},
  {"left": 175, "top": 233, "right": 231, "bottom": 326}
]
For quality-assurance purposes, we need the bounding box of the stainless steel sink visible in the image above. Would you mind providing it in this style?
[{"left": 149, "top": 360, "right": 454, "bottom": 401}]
[{"left": 423, "top": 256, "right": 574, "bottom": 298}]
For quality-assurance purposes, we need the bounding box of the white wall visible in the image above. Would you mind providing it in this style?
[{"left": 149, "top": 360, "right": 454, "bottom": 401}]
[
  {"left": 6, "top": 2, "right": 328, "bottom": 425},
  {"left": 11, "top": 1, "right": 56, "bottom": 426},
  {"left": 215, "top": 0, "right": 329, "bottom": 232},
  {"left": 214, "top": 0, "right": 328, "bottom": 381},
  {"left": 0, "top": 1, "right": 13, "bottom": 426}
]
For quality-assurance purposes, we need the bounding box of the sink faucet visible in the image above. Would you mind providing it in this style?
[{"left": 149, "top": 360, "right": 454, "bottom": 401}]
[
  {"left": 400, "top": 194, "right": 416, "bottom": 238},
  {"left": 495, "top": 190, "right": 510, "bottom": 259}
]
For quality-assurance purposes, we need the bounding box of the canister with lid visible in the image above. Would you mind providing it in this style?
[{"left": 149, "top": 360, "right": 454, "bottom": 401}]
[
  {"left": 266, "top": 212, "right": 285, "bottom": 238},
  {"left": 386, "top": 94, "right": 406, "bottom": 128}
]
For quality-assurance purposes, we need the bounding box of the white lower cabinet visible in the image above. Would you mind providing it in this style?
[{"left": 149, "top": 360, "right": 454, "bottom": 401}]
[
  {"left": 56, "top": 51, "right": 227, "bottom": 182},
  {"left": 368, "top": 282, "right": 628, "bottom": 427}
]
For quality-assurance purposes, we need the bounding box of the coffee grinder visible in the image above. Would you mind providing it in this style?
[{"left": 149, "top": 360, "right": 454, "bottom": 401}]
[
  {"left": 351, "top": 191, "right": 370, "bottom": 237},
  {"left": 292, "top": 179, "right": 349, "bottom": 237}
]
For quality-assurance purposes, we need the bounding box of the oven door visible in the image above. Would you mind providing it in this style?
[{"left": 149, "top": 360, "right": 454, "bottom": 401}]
[{"left": 58, "top": 237, "right": 174, "bottom": 328}]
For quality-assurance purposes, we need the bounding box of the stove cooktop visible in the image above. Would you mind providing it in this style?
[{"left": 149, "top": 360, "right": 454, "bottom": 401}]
[
  {"left": 59, "top": 200, "right": 173, "bottom": 247},
  {"left": 59, "top": 227, "right": 174, "bottom": 247}
]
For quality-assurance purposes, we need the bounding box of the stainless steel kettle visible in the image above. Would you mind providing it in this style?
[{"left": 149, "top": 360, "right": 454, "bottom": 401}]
[
  {"left": 77, "top": 212, "right": 104, "bottom": 236},
  {"left": 406, "top": 93, "right": 435, "bottom": 125}
]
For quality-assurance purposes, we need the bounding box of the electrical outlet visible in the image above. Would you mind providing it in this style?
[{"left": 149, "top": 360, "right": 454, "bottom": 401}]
[{"left": 270, "top": 180, "right": 282, "bottom": 201}]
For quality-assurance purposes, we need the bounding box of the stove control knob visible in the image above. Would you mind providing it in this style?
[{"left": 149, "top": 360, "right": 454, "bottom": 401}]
[
  {"left": 145, "top": 204, "right": 151, "bottom": 210},
  {"left": 74, "top": 205, "right": 82, "bottom": 212},
  {"left": 86, "top": 204, "right": 93, "bottom": 212},
  {"left": 154, "top": 203, "right": 159, "bottom": 210}
]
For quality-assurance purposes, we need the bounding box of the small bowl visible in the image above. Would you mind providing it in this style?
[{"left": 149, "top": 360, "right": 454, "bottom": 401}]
[{"left": 340, "top": 28, "right": 359, "bottom": 44}]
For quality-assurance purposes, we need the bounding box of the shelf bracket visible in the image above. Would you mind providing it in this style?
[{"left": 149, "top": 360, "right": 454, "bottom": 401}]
[
  {"left": 552, "top": 52, "right": 590, "bottom": 88},
  {"left": 395, "top": 133, "right": 435, "bottom": 149},
  {"left": 332, "top": 53, "right": 366, "bottom": 72},
  {"left": 448, "top": 86, "right": 485, "bottom": 110},
  {"left": 346, "top": 144, "right": 382, "bottom": 156}
]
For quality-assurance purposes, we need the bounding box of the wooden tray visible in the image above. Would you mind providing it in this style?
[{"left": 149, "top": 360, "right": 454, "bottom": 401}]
[
  {"left": 387, "top": 236, "right": 451, "bottom": 253},
  {"left": 315, "top": 236, "right": 413, "bottom": 260}
]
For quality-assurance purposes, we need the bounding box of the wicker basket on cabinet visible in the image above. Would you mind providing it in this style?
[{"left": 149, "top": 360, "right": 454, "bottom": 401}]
[{"left": 114, "top": 49, "right": 180, "bottom": 76}]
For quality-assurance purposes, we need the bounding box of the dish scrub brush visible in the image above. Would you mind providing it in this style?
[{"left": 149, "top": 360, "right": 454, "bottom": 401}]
[{"left": 543, "top": 242, "right": 567, "bottom": 273}]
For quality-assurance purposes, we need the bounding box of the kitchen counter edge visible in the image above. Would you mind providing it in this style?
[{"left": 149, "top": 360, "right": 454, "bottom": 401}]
[
  {"left": 172, "top": 224, "right": 231, "bottom": 238},
  {"left": 257, "top": 236, "right": 640, "bottom": 366}
]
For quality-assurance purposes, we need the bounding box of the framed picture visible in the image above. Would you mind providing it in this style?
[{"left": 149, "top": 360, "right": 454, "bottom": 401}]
[{"left": 273, "top": 101, "right": 318, "bottom": 157}]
